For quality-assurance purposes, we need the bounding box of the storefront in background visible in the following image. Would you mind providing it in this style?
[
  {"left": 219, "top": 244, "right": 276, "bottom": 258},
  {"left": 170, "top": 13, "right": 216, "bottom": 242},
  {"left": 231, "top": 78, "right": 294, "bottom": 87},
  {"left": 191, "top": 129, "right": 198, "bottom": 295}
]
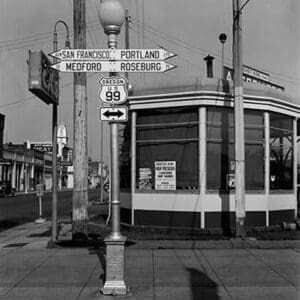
[{"left": 119, "top": 78, "right": 300, "bottom": 230}]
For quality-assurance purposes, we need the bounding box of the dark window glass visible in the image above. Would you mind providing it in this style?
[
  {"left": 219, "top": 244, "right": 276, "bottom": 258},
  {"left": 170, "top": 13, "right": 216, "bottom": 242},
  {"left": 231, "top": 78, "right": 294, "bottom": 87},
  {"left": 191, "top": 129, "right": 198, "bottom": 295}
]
[
  {"left": 245, "top": 110, "right": 264, "bottom": 190},
  {"left": 245, "top": 144, "right": 264, "bottom": 190},
  {"left": 136, "top": 108, "right": 198, "bottom": 190},
  {"left": 207, "top": 108, "right": 264, "bottom": 190},
  {"left": 270, "top": 112, "right": 293, "bottom": 190},
  {"left": 207, "top": 141, "right": 234, "bottom": 190}
]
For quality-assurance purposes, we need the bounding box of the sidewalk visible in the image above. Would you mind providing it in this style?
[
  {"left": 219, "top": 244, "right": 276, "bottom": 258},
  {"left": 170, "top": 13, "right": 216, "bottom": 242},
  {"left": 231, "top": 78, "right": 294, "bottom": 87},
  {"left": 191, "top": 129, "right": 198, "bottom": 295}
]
[{"left": 0, "top": 221, "right": 299, "bottom": 299}]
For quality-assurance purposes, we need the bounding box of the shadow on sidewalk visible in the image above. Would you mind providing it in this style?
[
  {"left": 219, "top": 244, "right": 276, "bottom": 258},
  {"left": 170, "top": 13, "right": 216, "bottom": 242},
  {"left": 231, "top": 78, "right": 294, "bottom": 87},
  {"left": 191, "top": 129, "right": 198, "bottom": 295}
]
[{"left": 186, "top": 267, "right": 219, "bottom": 300}]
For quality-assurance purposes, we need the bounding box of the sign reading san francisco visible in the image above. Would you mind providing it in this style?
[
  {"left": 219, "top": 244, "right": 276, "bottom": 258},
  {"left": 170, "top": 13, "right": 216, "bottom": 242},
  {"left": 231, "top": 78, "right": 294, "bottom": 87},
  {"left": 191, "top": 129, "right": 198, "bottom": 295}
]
[{"left": 49, "top": 48, "right": 176, "bottom": 61}]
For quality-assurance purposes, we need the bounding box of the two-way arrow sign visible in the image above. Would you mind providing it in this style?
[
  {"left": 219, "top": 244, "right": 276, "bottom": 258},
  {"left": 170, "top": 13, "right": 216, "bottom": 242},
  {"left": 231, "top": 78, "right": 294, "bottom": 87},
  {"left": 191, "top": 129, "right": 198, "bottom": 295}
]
[{"left": 99, "top": 107, "right": 128, "bottom": 122}]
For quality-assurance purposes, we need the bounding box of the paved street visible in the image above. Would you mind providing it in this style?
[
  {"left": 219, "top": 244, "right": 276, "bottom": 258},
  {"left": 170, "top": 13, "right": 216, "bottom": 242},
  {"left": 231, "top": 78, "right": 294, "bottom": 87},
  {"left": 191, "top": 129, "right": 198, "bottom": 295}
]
[
  {"left": 0, "top": 221, "right": 299, "bottom": 300},
  {"left": 0, "top": 189, "right": 104, "bottom": 231}
]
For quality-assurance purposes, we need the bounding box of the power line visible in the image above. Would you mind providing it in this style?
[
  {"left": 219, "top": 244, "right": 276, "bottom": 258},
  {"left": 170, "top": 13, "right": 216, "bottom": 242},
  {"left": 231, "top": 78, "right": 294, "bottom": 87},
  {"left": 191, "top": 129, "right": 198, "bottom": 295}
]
[
  {"left": 0, "top": 31, "right": 52, "bottom": 45},
  {"left": 131, "top": 17, "right": 300, "bottom": 86},
  {"left": 0, "top": 72, "right": 98, "bottom": 109},
  {"left": 0, "top": 18, "right": 100, "bottom": 47},
  {"left": 129, "top": 25, "right": 205, "bottom": 73},
  {"left": 0, "top": 20, "right": 101, "bottom": 53},
  {"left": 131, "top": 17, "right": 226, "bottom": 63}
]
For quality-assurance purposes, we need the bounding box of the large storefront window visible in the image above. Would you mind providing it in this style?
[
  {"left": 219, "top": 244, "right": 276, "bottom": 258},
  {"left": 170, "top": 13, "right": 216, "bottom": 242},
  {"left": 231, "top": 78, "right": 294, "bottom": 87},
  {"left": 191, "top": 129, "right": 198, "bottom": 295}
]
[
  {"left": 207, "top": 107, "right": 264, "bottom": 191},
  {"left": 270, "top": 112, "right": 293, "bottom": 190},
  {"left": 244, "top": 110, "right": 264, "bottom": 190},
  {"left": 136, "top": 108, "right": 198, "bottom": 190}
]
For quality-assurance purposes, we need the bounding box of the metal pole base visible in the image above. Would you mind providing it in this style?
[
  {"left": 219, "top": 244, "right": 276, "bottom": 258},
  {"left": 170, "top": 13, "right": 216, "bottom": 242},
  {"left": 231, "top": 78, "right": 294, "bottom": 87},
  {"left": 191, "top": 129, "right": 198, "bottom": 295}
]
[
  {"left": 101, "top": 236, "right": 127, "bottom": 295},
  {"left": 35, "top": 217, "right": 46, "bottom": 224},
  {"left": 235, "top": 217, "right": 246, "bottom": 238},
  {"left": 101, "top": 280, "right": 127, "bottom": 295}
]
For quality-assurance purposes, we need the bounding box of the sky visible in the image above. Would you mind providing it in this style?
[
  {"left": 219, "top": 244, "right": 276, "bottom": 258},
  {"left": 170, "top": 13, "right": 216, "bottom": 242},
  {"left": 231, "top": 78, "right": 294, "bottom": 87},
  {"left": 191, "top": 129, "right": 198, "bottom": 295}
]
[{"left": 0, "top": 0, "right": 299, "bottom": 164}]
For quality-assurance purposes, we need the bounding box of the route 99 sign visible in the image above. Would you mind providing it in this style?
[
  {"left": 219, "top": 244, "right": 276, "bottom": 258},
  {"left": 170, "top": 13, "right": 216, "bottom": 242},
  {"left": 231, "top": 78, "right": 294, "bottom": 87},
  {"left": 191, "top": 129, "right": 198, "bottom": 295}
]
[{"left": 98, "top": 75, "right": 128, "bottom": 105}]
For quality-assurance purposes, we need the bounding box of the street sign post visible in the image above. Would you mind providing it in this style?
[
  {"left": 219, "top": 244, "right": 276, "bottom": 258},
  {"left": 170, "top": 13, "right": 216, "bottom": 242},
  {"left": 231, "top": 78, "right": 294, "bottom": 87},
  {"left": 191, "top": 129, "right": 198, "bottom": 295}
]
[
  {"left": 35, "top": 184, "right": 46, "bottom": 224},
  {"left": 49, "top": 48, "right": 176, "bottom": 61},
  {"left": 99, "top": 76, "right": 128, "bottom": 105},
  {"left": 50, "top": 60, "right": 176, "bottom": 73},
  {"left": 99, "top": 107, "right": 128, "bottom": 122}
]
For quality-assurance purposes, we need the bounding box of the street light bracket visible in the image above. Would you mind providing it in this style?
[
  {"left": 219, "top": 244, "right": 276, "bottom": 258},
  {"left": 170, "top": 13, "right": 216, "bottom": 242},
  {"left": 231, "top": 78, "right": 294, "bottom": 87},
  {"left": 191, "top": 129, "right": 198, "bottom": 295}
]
[{"left": 54, "top": 20, "right": 70, "bottom": 49}]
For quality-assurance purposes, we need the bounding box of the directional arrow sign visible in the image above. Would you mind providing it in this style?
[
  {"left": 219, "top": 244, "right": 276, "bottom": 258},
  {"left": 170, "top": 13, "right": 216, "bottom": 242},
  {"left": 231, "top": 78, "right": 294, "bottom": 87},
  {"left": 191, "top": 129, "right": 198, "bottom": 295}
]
[
  {"left": 51, "top": 60, "right": 177, "bottom": 73},
  {"left": 99, "top": 107, "right": 128, "bottom": 122},
  {"left": 49, "top": 48, "right": 176, "bottom": 61}
]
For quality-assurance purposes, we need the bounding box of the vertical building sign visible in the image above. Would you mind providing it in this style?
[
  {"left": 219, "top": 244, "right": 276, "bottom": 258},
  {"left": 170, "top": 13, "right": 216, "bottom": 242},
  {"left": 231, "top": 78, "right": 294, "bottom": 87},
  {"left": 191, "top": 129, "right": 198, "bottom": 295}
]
[{"left": 155, "top": 161, "right": 176, "bottom": 190}]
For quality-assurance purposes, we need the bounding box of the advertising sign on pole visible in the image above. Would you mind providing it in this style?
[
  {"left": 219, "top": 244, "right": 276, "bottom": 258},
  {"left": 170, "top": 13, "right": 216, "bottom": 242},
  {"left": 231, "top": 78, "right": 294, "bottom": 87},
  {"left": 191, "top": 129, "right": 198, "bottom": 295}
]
[
  {"left": 155, "top": 161, "right": 176, "bottom": 190},
  {"left": 28, "top": 50, "right": 59, "bottom": 105}
]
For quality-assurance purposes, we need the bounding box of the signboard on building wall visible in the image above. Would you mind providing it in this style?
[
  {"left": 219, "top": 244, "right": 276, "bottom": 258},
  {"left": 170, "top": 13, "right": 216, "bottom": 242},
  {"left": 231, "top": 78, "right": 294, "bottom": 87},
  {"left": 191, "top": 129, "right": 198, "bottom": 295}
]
[
  {"left": 155, "top": 161, "right": 176, "bottom": 190},
  {"left": 223, "top": 66, "right": 285, "bottom": 91},
  {"left": 30, "top": 142, "right": 53, "bottom": 154}
]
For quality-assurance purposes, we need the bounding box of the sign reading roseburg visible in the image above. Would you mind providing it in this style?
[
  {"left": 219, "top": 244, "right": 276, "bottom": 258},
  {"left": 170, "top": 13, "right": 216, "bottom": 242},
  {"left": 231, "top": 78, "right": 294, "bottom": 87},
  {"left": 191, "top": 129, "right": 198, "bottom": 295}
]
[{"left": 51, "top": 60, "right": 176, "bottom": 73}]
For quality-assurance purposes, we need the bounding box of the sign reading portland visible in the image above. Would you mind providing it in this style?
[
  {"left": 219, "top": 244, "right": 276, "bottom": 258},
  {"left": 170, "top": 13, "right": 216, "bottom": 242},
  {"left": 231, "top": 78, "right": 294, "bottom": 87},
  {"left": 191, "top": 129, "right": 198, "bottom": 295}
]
[{"left": 49, "top": 48, "right": 177, "bottom": 61}]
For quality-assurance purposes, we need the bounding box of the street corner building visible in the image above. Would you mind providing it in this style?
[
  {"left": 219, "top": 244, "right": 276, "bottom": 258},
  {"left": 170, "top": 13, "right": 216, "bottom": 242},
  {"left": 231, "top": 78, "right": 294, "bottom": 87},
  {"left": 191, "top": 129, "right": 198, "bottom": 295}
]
[{"left": 118, "top": 74, "right": 300, "bottom": 231}]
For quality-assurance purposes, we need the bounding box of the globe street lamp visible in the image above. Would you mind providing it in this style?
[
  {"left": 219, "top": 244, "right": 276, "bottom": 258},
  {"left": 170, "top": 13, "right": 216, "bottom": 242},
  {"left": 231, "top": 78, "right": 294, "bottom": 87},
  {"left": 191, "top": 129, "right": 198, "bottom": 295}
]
[{"left": 98, "top": 0, "right": 127, "bottom": 295}]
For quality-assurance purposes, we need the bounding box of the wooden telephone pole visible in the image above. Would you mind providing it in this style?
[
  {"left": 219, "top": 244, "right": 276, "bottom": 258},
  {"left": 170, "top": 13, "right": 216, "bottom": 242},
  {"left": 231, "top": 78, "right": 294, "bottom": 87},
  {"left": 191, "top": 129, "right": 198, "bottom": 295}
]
[
  {"left": 233, "top": 0, "right": 246, "bottom": 237},
  {"left": 72, "top": 0, "right": 88, "bottom": 238}
]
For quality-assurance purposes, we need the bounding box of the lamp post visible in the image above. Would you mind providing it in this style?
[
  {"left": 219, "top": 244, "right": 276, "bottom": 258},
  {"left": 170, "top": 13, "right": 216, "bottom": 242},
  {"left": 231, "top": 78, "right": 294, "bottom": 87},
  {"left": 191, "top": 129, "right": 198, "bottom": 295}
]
[
  {"left": 98, "top": 0, "right": 127, "bottom": 295},
  {"left": 219, "top": 33, "right": 227, "bottom": 79},
  {"left": 49, "top": 20, "right": 70, "bottom": 246}
]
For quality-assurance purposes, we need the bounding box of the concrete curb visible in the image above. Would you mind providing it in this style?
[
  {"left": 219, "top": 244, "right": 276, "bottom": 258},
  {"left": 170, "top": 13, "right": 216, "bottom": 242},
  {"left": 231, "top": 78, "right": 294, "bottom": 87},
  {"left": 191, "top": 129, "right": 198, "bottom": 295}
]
[{"left": 126, "top": 239, "right": 300, "bottom": 249}]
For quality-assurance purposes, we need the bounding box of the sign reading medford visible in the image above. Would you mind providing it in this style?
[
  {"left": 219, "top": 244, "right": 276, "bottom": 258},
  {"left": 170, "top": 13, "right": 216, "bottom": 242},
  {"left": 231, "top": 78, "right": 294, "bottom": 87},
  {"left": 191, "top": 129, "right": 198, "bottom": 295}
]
[{"left": 28, "top": 50, "right": 59, "bottom": 105}]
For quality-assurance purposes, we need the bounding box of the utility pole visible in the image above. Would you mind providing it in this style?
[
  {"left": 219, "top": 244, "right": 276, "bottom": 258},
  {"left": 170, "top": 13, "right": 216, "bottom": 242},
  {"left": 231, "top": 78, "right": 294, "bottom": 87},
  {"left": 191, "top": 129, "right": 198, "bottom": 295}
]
[
  {"left": 233, "top": 0, "right": 246, "bottom": 237},
  {"left": 73, "top": 0, "right": 88, "bottom": 238},
  {"left": 125, "top": 9, "right": 130, "bottom": 81}
]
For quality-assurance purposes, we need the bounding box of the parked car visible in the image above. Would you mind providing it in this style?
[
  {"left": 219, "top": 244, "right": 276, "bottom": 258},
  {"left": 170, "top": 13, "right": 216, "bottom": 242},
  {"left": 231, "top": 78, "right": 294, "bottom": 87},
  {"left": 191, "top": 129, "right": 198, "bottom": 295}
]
[{"left": 0, "top": 181, "right": 15, "bottom": 197}]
